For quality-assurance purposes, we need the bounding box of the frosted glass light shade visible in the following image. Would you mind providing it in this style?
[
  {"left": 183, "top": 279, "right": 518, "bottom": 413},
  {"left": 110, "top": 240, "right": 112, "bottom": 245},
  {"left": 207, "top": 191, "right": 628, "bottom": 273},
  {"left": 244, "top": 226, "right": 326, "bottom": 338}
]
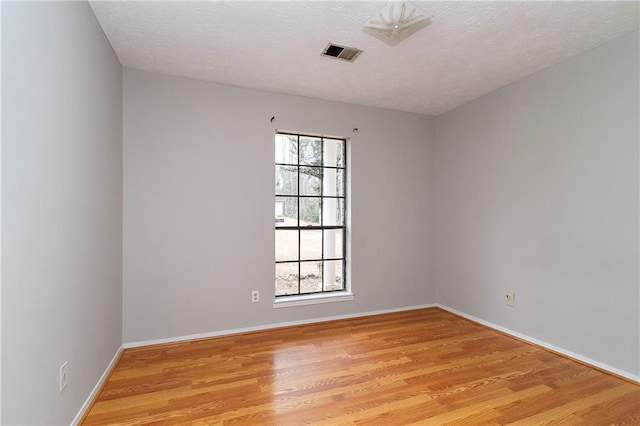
[{"left": 363, "top": 0, "right": 430, "bottom": 41}]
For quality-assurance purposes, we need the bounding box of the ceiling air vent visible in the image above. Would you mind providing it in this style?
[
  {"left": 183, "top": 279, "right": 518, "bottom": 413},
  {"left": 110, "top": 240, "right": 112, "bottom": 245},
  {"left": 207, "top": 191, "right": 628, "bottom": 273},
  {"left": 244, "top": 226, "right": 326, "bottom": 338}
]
[{"left": 322, "top": 43, "right": 362, "bottom": 63}]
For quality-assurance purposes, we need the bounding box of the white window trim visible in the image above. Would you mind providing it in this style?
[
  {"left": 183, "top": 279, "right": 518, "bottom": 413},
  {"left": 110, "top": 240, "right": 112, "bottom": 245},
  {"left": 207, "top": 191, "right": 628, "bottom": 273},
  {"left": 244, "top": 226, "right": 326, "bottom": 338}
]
[{"left": 273, "top": 291, "right": 354, "bottom": 308}]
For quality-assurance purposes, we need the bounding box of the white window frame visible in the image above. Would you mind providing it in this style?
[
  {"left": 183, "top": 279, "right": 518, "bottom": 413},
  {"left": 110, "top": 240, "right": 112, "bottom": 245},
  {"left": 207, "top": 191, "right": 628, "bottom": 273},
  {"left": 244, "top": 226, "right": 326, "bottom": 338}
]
[{"left": 274, "top": 132, "right": 352, "bottom": 308}]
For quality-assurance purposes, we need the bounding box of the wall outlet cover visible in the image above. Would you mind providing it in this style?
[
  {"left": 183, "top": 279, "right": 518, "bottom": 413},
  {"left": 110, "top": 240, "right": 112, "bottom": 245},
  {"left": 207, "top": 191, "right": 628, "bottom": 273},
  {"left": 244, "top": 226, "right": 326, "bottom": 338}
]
[
  {"left": 505, "top": 292, "right": 515, "bottom": 307},
  {"left": 60, "top": 362, "right": 68, "bottom": 392}
]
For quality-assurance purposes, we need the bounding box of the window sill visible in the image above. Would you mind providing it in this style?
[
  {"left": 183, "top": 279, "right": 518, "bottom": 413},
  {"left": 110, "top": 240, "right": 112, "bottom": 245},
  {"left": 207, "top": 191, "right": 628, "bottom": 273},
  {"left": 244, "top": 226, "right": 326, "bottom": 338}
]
[{"left": 273, "top": 292, "right": 354, "bottom": 308}]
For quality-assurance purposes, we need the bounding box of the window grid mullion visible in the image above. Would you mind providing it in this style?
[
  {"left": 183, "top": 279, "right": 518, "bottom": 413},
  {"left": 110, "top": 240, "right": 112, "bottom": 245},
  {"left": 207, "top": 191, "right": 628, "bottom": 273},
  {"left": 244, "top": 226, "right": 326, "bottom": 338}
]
[
  {"left": 277, "top": 257, "right": 343, "bottom": 264},
  {"left": 276, "top": 163, "right": 344, "bottom": 170},
  {"left": 320, "top": 137, "right": 324, "bottom": 291},
  {"left": 297, "top": 134, "right": 301, "bottom": 296}
]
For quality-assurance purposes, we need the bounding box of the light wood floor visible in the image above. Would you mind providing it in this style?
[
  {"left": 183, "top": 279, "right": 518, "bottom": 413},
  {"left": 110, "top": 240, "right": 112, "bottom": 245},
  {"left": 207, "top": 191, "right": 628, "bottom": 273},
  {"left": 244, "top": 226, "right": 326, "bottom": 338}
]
[{"left": 82, "top": 308, "right": 639, "bottom": 425}]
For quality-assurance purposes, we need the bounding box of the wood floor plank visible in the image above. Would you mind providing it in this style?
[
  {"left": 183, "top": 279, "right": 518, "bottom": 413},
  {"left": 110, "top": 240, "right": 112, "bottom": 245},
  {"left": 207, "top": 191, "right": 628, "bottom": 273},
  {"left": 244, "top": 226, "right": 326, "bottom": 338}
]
[
  {"left": 505, "top": 385, "right": 637, "bottom": 425},
  {"left": 406, "top": 385, "right": 552, "bottom": 426},
  {"left": 81, "top": 308, "right": 640, "bottom": 425}
]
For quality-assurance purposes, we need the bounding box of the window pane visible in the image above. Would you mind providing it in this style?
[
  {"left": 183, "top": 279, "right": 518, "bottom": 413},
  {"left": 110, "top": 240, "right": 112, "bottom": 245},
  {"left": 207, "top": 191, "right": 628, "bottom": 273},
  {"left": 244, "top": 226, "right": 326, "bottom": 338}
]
[
  {"left": 322, "top": 198, "right": 344, "bottom": 226},
  {"left": 276, "top": 263, "right": 299, "bottom": 296},
  {"left": 300, "top": 197, "right": 321, "bottom": 226},
  {"left": 276, "top": 196, "right": 297, "bottom": 227},
  {"left": 300, "top": 230, "right": 322, "bottom": 260},
  {"left": 299, "top": 167, "right": 321, "bottom": 196},
  {"left": 336, "top": 169, "right": 345, "bottom": 197},
  {"left": 323, "top": 139, "right": 344, "bottom": 168},
  {"left": 300, "top": 261, "right": 322, "bottom": 293},
  {"left": 276, "top": 230, "right": 298, "bottom": 262},
  {"left": 322, "top": 168, "right": 344, "bottom": 197},
  {"left": 275, "top": 165, "right": 297, "bottom": 195},
  {"left": 275, "top": 134, "right": 297, "bottom": 164},
  {"left": 323, "top": 229, "right": 343, "bottom": 259},
  {"left": 300, "top": 137, "right": 321, "bottom": 166},
  {"left": 323, "top": 260, "right": 344, "bottom": 291}
]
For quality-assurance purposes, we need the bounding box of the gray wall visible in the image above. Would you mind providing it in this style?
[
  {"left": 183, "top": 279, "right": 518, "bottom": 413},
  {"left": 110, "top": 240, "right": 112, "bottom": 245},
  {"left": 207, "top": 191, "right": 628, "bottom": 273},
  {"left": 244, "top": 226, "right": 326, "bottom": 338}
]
[
  {"left": 2, "top": 2, "right": 123, "bottom": 424},
  {"left": 123, "top": 69, "right": 437, "bottom": 344},
  {"left": 435, "top": 31, "right": 639, "bottom": 377}
]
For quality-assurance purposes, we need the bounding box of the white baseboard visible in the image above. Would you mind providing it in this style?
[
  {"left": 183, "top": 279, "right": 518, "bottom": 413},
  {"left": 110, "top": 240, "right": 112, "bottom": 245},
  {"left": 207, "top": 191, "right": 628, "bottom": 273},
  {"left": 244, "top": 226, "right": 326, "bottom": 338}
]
[
  {"left": 123, "top": 303, "right": 437, "bottom": 349},
  {"left": 436, "top": 304, "right": 640, "bottom": 384},
  {"left": 72, "top": 345, "right": 123, "bottom": 426}
]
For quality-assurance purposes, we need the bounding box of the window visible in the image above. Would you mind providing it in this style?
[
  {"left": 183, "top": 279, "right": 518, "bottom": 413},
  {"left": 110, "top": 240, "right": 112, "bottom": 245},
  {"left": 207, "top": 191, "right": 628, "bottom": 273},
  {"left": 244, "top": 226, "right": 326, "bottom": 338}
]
[{"left": 275, "top": 132, "right": 347, "bottom": 297}]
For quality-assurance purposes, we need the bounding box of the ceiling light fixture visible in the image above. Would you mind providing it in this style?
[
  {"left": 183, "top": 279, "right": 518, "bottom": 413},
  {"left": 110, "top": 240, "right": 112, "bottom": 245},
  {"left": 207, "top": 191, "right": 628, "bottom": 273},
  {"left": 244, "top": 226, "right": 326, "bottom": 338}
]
[{"left": 363, "top": 0, "right": 431, "bottom": 43}]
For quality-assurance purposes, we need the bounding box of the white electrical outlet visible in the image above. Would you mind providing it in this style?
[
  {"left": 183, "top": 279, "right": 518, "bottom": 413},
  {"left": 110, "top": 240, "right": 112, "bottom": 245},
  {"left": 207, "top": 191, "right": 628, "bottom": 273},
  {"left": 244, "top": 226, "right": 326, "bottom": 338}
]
[
  {"left": 505, "top": 292, "right": 515, "bottom": 307},
  {"left": 252, "top": 290, "right": 259, "bottom": 303},
  {"left": 60, "top": 362, "right": 68, "bottom": 392}
]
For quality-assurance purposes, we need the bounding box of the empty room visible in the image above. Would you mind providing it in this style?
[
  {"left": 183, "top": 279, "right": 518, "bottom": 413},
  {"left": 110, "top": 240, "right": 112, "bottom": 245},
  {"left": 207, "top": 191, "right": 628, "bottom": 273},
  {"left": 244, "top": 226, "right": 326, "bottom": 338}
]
[{"left": 1, "top": 0, "right": 639, "bottom": 424}]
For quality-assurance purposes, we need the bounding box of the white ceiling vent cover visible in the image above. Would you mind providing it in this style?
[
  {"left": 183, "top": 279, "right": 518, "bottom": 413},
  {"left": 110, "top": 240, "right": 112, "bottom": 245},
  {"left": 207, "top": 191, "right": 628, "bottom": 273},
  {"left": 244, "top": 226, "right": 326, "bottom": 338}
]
[{"left": 322, "top": 43, "right": 362, "bottom": 63}]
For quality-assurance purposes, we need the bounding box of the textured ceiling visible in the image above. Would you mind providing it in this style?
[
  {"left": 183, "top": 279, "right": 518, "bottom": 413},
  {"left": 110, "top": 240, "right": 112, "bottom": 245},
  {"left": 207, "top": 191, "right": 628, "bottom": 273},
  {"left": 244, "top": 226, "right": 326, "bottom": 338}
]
[{"left": 89, "top": 1, "right": 639, "bottom": 116}]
